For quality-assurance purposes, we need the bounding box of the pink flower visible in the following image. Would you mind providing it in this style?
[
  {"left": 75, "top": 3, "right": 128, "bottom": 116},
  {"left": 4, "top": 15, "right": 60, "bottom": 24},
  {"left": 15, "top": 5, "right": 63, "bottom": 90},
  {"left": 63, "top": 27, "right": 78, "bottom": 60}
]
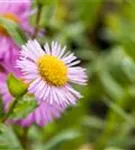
[
  {"left": 0, "top": 0, "right": 32, "bottom": 74},
  {"left": 17, "top": 40, "right": 87, "bottom": 107}
]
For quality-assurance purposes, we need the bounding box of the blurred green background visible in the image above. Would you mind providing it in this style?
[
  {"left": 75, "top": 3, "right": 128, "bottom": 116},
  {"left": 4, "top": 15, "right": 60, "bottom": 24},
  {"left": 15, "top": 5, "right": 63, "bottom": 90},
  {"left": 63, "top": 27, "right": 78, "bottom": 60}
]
[
  {"left": 30, "top": 0, "right": 135, "bottom": 150},
  {"left": 3, "top": 0, "right": 135, "bottom": 150}
]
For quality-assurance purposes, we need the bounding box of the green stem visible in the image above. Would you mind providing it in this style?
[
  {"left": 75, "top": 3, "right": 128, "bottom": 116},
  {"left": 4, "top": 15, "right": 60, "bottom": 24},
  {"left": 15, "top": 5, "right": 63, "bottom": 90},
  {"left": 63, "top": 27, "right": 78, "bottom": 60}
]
[
  {"left": 13, "top": 126, "right": 29, "bottom": 150},
  {"left": 0, "top": 97, "right": 19, "bottom": 122},
  {"left": 20, "top": 127, "right": 29, "bottom": 150},
  {"left": 32, "top": 3, "right": 43, "bottom": 39}
]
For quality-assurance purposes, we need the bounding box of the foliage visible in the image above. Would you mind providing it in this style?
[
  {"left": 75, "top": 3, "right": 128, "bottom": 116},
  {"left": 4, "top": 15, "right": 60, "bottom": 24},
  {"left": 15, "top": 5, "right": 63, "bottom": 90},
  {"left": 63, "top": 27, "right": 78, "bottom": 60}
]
[
  {"left": 1, "top": 0, "right": 135, "bottom": 150},
  {"left": 7, "top": 74, "right": 28, "bottom": 97}
]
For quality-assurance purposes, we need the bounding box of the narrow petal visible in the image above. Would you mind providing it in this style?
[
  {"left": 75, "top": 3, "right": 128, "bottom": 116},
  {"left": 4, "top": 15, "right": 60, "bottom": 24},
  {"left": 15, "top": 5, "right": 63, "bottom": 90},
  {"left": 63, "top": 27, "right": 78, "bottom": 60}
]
[{"left": 44, "top": 42, "right": 51, "bottom": 55}]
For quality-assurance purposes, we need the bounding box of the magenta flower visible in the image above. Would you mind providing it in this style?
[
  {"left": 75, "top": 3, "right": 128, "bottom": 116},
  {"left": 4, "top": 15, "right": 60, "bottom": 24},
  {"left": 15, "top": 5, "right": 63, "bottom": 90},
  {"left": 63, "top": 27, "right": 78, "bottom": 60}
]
[
  {"left": 0, "top": 0, "right": 32, "bottom": 74},
  {"left": 17, "top": 40, "right": 87, "bottom": 107}
]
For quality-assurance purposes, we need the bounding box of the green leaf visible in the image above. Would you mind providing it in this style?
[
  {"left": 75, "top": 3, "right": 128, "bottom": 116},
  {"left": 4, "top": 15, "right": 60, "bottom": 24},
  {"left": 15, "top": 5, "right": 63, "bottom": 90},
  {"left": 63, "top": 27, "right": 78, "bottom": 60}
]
[
  {"left": 43, "top": 129, "right": 81, "bottom": 150},
  {"left": 0, "top": 124, "right": 22, "bottom": 150},
  {"left": 7, "top": 74, "right": 28, "bottom": 97},
  {"left": 9, "top": 95, "right": 37, "bottom": 119},
  {"left": 99, "top": 71, "right": 124, "bottom": 100},
  {"left": 0, "top": 17, "right": 27, "bottom": 45}
]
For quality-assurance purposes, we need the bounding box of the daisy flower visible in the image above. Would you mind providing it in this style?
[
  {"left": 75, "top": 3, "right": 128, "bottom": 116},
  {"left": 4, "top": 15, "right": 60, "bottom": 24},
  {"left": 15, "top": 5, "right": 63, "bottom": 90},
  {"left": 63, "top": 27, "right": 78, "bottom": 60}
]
[
  {"left": 17, "top": 40, "right": 87, "bottom": 107},
  {"left": 0, "top": 72, "right": 65, "bottom": 127}
]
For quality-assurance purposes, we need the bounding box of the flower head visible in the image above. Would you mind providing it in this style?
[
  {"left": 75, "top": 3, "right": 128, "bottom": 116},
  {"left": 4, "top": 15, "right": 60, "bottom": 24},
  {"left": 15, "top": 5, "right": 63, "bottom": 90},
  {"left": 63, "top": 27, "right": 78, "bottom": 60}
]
[{"left": 17, "top": 40, "right": 87, "bottom": 106}]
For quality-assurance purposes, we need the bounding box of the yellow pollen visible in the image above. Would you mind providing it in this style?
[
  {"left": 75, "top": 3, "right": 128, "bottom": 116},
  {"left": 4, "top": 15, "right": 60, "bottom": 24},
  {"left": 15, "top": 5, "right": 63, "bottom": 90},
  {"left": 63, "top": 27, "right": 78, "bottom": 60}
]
[
  {"left": 0, "top": 13, "right": 20, "bottom": 36},
  {"left": 37, "top": 55, "right": 68, "bottom": 86}
]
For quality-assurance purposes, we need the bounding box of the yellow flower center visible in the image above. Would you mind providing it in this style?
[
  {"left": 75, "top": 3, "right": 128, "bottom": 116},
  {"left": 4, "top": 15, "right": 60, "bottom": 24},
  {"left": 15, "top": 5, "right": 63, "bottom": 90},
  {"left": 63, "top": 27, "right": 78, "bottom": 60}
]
[
  {"left": 0, "top": 13, "right": 20, "bottom": 36},
  {"left": 37, "top": 55, "right": 68, "bottom": 86}
]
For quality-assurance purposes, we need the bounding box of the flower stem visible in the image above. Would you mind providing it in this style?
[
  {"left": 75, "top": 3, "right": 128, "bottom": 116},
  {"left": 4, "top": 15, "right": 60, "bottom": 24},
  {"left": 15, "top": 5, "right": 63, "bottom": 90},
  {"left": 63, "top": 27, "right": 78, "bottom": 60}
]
[
  {"left": 32, "top": 3, "right": 43, "bottom": 39},
  {"left": 0, "top": 97, "right": 19, "bottom": 122},
  {"left": 20, "top": 127, "right": 29, "bottom": 150}
]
